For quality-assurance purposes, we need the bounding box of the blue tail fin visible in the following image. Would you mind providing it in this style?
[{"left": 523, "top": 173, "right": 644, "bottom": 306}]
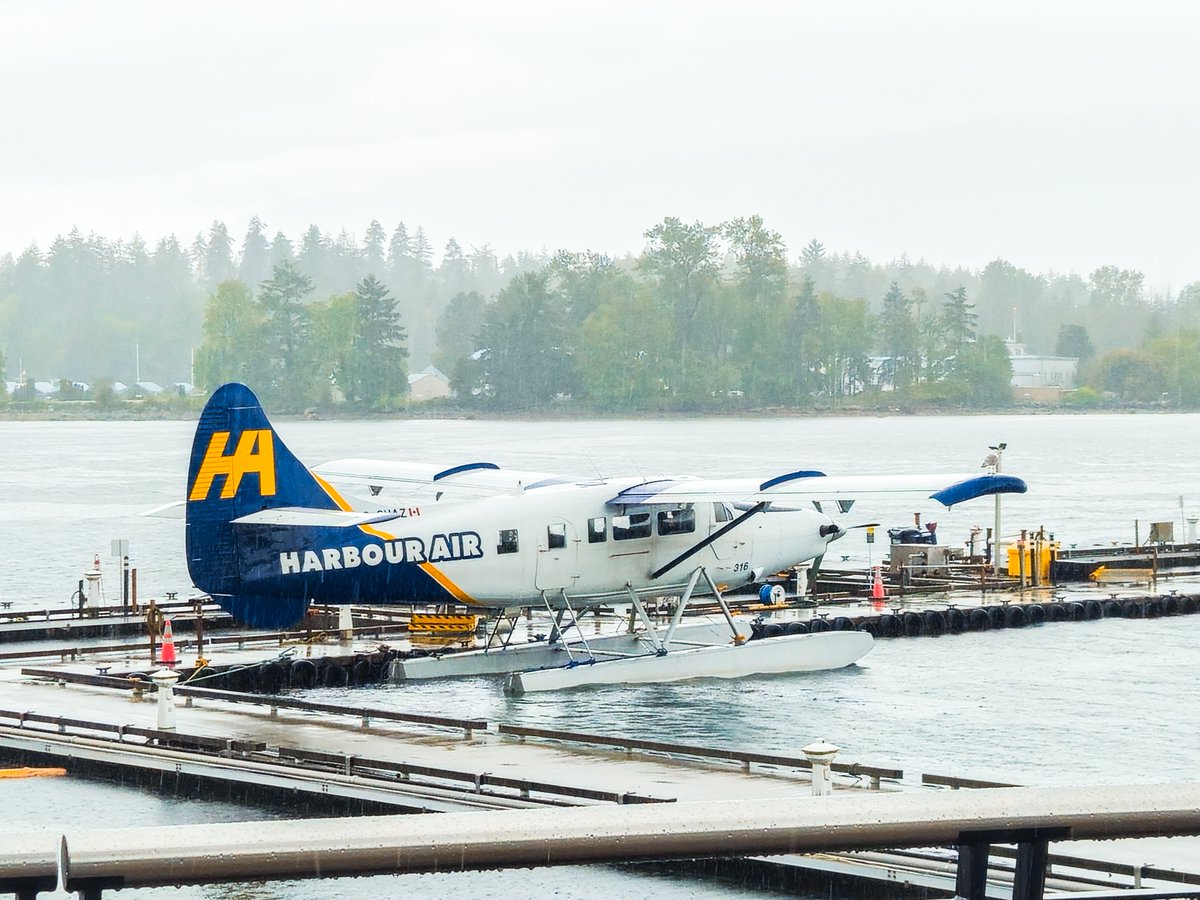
[{"left": 186, "top": 383, "right": 339, "bottom": 627}]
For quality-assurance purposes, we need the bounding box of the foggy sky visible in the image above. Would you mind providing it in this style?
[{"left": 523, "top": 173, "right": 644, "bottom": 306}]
[{"left": 3, "top": 0, "right": 1198, "bottom": 289}]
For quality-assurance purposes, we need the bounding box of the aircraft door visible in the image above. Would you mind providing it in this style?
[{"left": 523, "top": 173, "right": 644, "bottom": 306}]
[
  {"left": 707, "top": 502, "right": 738, "bottom": 559},
  {"left": 534, "top": 519, "right": 579, "bottom": 591}
]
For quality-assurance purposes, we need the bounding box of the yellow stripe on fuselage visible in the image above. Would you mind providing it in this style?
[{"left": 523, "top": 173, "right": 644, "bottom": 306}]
[
  {"left": 419, "top": 562, "right": 478, "bottom": 605},
  {"left": 313, "top": 472, "right": 399, "bottom": 542},
  {"left": 312, "top": 473, "right": 353, "bottom": 511},
  {"left": 359, "top": 523, "right": 396, "bottom": 541},
  {"left": 311, "top": 470, "right": 470, "bottom": 602}
]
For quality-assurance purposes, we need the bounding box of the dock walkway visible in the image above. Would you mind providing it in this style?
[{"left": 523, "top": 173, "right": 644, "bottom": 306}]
[{"left": 0, "top": 667, "right": 836, "bottom": 809}]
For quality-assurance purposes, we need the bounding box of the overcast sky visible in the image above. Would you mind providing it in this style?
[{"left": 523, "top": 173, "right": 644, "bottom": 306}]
[{"left": 3, "top": 0, "right": 1197, "bottom": 289}]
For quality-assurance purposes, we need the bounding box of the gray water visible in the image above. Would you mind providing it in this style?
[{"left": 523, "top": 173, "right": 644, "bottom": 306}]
[
  {"left": 1, "top": 412, "right": 1198, "bottom": 896},
  {"left": 3, "top": 411, "right": 1197, "bottom": 608}
]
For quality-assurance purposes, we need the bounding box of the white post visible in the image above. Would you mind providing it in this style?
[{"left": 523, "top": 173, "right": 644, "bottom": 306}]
[
  {"left": 802, "top": 738, "right": 840, "bottom": 796},
  {"left": 150, "top": 668, "right": 180, "bottom": 731},
  {"left": 1188, "top": 517, "right": 1198, "bottom": 544},
  {"left": 987, "top": 443, "right": 1006, "bottom": 570},
  {"left": 339, "top": 604, "right": 354, "bottom": 644}
]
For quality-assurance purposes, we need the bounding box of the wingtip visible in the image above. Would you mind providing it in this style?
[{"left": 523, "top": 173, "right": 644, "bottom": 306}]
[{"left": 931, "top": 474, "right": 1028, "bottom": 508}]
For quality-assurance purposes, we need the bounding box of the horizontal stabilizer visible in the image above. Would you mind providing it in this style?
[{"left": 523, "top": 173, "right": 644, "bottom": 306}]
[
  {"left": 230, "top": 507, "right": 406, "bottom": 528},
  {"left": 140, "top": 500, "right": 185, "bottom": 519}
]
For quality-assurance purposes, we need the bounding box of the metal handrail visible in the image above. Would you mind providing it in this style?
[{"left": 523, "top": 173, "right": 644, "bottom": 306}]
[{"left": 497, "top": 723, "right": 903, "bottom": 782}]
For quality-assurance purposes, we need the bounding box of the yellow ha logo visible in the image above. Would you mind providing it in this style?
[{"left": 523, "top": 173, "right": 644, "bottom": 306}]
[{"left": 189, "top": 430, "right": 276, "bottom": 501}]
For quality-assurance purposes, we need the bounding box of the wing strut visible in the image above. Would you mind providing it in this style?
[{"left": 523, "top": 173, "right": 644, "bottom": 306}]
[{"left": 651, "top": 501, "right": 767, "bottom": 580}]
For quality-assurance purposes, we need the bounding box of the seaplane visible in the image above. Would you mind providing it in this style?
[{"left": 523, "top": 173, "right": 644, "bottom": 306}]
[{"left": 185, "top": 383, "right": 1027, "bottom": 693}]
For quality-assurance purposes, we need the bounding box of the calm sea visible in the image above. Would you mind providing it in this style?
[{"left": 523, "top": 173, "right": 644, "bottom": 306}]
[{"left": 1, "top": 412, "right": 1198, "bottom": 898}]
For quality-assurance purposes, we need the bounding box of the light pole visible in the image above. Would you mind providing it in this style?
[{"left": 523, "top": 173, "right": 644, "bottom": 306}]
[{"left": 984, "top": 443, "right": 1007, "bottom": 569}]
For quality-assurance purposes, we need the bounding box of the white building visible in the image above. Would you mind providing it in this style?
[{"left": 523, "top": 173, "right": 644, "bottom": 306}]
[
  {"left": 407, "top": 365, "right": 452, "bottom": 401},
  {"left": 1006, "top": 340, "right": 1078, "bottom": 390}
]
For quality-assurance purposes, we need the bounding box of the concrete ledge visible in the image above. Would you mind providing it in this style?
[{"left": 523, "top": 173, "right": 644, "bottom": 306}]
[
  {"left": 0, "top": 832, "right": 61, "bottom": 895},
  {"left": 61, "top": 782, "right": 1200, "bottom": 890}
]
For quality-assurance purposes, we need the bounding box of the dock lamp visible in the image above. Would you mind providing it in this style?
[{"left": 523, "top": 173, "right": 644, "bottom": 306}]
[{"left": 983, "top": 443, "right": 1007, "bottom": 568}]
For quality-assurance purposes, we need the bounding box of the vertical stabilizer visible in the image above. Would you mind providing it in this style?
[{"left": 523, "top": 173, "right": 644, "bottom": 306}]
[{"left": 186, "top": 383, "right": 337, "bottom": 627}]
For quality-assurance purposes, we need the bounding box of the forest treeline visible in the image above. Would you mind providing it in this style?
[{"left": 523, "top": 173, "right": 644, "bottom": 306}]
[{"left": 2, "top": 215, "right": 1200, "bottom": 411}]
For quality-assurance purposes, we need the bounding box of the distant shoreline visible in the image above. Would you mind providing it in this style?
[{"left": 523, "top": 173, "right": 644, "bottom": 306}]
[{"left": 0, "top": 400, "right": 1189, "bottom": 422}]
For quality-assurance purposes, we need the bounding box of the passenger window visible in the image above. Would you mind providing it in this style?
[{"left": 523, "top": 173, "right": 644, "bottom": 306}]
[
  {"left": 612, "top": 512, "right": 652, "bottom": 541},
  {"left": 497, "top": 529, "right": 519, "bottom": 554},
  {"left": 712, "top": 502, "right": 732, "bottom": 523},
  {"left": 588, "top": 517, "right": 607, "bottom": 543},
  {"left": 658, "top": 507, "right": 696, "bottom": 536},
  {"left": 547, "top": 523, "right": 566, "bottom": 549}
]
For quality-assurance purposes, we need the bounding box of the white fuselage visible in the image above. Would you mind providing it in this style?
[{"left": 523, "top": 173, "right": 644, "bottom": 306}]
[{"left": 339, "top": 478, "right": 839, "bottom": 607}]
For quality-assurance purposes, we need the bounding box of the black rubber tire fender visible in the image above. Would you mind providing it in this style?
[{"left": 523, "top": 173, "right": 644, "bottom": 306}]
[
  {"left": 1004, "top": 605, "right": 1029, "bottom": 627},
  {"left": 967, "top": 608, "right": 991, "bottom": 631},
  {"left": 902, "top": 611, "right": 924, "bottom": 637},
  {"left": 288, "top": 658, "right": 317, "bottom": 689},
  {"left": 923, "top": 610, "right": 947, "bottom": 636}
]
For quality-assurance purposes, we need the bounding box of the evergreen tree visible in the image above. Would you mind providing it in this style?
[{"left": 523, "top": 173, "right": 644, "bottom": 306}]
[
  {"left": 459, "top": 271, "right": 575, "bottom": 408},
  {"left": 268, "top": 231, "right": 294, "bottom": 269},
  {"left": 341, "top": 275, "right": 408, "bottom": 407},
  {"left": 204, "top": 221, "right": 236, "bottom": 288},
  {"left": 942, "top": 286, "right": 978, "bottom": 357},
  {"left": 469, "top": 244, "right": 502, "bottom": 297},
  {"left": 439, "top": 237, "right": 468, "bottom": 299},
  {"left": 363, "top": 220, "right": 387, "bottom": 278},
  {"left": 799, "top": 238, "right": 826, "bottom": 266},
  {"left": 297, "top": 225, "right": 328, "bottom": 284},
  {"left": 877, "top": 282, "right": 917, "bottom": 392},
  {"left": 783, "top": 276, "right": 822, "bottom": 404},
  {"left": 1055, "top": 324, "right": 1094, "bottom": 361},
  {"left": 387, "top": 222, "right": 411, "bottom": 275},
  {"left": 411, "top": 227, "right": 433, "bottom": 272},
  {"left": 239, "top": 217, "right": 271, "bottom": 287},
  {"left": 258, "top": 261, "right": 315, "bottom": 409},
  {"left": 434, "top": 291, "right": 486, "bottom": 374}
]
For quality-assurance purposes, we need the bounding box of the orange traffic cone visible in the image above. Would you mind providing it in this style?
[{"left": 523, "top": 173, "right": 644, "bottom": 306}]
[
  {"left": 871, "top": 566, "right": 886, "bottom": 600},
  {"left": 160, "top": 618, "right": 178, "bottom": 668}
]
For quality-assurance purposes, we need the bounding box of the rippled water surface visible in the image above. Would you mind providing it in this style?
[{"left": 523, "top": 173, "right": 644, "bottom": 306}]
[{"left": 2, "top": 412, "right": 1198, "bottom": 897}]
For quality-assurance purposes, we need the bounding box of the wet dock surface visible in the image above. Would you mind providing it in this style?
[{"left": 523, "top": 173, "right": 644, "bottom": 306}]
[{"left": 0, "top": 660, "right": 841, "bottom": 808}]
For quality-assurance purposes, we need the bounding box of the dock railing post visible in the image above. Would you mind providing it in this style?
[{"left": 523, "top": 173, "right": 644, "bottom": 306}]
[
  {"left": 955, "top": 839, "right": 991, "bottom": 900},
  {"left": 1012, "top": 837, "right": 1050, "bottom": 900},
  {"left": 1018, "top": 530, "right": 1028, "bottom": 589},
  {"left": 150, "top": 669, "right": 180, "bottom": 731},
  {"left": 802, "top": 739, "right": 839, "bottom": 796}
]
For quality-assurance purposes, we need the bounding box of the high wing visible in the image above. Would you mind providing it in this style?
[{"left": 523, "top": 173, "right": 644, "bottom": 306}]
[
  {"left": 312, "top": 457, "right": 576, "bottom": 502},
  {"left": 609, "top": 471, "right": 1027, "bottom": 508}
]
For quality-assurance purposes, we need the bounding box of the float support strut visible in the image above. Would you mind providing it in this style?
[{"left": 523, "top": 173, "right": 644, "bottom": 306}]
[
  {"left": 699, "top": 568, "right": 741, "bottom": 640},
  {"left": 663, "top": 567, "right": 705, "bottom": 646},
  {"left": 625, "top": 588, "right": 664, "bottom": 653}
]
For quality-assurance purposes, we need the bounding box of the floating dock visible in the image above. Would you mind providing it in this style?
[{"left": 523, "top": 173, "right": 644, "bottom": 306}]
[{"left": 3, "top": 576, "right": 1200, "bottom": 897}]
